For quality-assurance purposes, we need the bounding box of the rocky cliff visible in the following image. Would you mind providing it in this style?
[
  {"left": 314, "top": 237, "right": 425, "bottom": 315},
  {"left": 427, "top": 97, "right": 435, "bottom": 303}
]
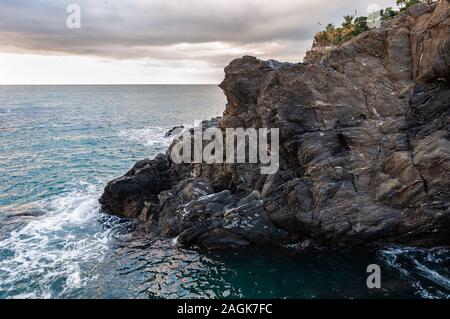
[{"left": 99, "top": 1, "right": 450, "bottom": 250}]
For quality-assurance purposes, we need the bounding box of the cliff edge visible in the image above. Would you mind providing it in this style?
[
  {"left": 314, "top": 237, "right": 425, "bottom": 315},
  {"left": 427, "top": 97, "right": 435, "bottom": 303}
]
[{"left": 100, "top": 1, "right": 450, "bottom": 249}]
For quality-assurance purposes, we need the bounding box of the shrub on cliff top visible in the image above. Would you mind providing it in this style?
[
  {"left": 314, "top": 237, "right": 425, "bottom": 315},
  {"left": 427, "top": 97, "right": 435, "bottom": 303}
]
[{"left": 313, "top": 0, "right": 434, "bottom": 47}]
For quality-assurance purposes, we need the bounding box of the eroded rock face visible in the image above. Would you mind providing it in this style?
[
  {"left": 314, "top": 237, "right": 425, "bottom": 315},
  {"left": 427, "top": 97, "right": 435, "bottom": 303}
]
[
  {"left": 99, "top": 154, "right": 172, "bottom": 219},
  {"left": 100, "top": 2, "right": 450, "bottom": 249}
]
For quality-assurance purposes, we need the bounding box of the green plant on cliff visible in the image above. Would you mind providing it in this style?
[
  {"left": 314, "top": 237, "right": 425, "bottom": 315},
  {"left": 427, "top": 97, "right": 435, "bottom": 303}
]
[
  {"left": 313, "top": 14, "right": 368, "bottom": 47},
  {"left": 313, "top": 0, "right": 433, "bottom": 47},
  {"left": 381, "top": 7, "right": 398, "bottom": 21},
  {"left": 397, "top": 0, "right": 423, "bottom": 11},
  {"left": 354, "top": 16, "right": 369, "bottom": 34}
]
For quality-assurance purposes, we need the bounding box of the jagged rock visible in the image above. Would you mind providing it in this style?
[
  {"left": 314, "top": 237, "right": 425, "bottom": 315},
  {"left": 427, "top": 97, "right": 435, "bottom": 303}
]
[
  {"left": 100, "top": 2, "right": 450, "bottom": 249},
  {"left": 99, "top": 154, "right": 172, "bottom": 219},
  {"left": 164, "top": 125, "right": 185, "bottom": 138},
  {"left": 157, "top": 180, "right": 288, "bottom": 248}
]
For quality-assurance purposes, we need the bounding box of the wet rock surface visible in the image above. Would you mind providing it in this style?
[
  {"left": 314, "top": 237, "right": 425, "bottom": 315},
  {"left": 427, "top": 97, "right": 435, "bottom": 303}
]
[{"left": 100, "top": 2, "right": 450, "bottom": 249}]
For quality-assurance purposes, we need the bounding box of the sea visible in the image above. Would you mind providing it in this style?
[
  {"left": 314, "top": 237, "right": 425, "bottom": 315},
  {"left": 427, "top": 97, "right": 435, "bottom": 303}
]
[{"left": 0, "top": 85, "right": 448, "bottom": 299}]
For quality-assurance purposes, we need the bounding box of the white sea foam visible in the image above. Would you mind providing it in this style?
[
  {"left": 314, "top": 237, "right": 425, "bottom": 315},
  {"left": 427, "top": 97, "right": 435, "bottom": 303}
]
[
  {"left": 380, "top": 246, "right": 450, "bottom": 299},
  {"left": 118, "top": 122, "right": 201, "bottom": 151},
  {"left": 0, "top": 108, "right": 12, "bottom": 117},
  {"left": 118, "top": 126, "right": 172, "bottom": 149},
  {"left": 0, "top": 185, "right": 114, "bottom": 298},
  {"left": 414, "top": 259, "right": 450, "bottom": 291},
  {"left": 66, "top": 263, "right": 82, "bottom": 289}
]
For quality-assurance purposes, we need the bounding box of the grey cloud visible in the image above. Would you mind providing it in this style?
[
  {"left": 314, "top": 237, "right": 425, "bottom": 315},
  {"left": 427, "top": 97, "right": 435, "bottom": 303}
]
[{"left": 0, "top": 0, "right": 397, "bottom": 64}]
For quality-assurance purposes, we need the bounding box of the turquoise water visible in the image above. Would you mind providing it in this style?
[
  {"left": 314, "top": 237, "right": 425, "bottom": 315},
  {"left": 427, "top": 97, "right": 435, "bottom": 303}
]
[{"left": 0, "top": 85, "right": 448, "bottom": 299}]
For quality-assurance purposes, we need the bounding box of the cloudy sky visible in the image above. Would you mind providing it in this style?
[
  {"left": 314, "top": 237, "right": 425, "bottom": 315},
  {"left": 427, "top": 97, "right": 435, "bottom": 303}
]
[{"left": 0, "top": 0, "right": 397, "bottom": 84}]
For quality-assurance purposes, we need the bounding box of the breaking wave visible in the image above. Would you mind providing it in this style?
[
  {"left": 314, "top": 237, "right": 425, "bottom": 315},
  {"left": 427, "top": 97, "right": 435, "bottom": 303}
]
[
  {"left": 0, "top": 185, "right": 119, "bottom": 299},
  {"left": 118, "top": 127, "right": 172, "bottom": 151}
]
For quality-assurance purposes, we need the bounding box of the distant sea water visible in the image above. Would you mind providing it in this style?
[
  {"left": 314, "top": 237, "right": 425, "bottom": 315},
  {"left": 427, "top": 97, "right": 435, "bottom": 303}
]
[{"left": 0, "top": 85, "right": 448, "bottom": 299}]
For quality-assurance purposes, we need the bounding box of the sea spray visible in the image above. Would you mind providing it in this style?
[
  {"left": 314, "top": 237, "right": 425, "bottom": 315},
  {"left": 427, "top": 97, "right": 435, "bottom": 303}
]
[{"left": 0, "top": 187, "right": 112, "bottom": 298}]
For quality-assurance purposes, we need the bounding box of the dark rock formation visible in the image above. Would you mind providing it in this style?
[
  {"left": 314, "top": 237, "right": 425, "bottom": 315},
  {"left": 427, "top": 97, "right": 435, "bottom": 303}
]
[
  {"left": 164, "top": 125, "right": 185, "bottom": 138},
  {"left": 100, "top": 1, "right": 450, "bottom": 249}
]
